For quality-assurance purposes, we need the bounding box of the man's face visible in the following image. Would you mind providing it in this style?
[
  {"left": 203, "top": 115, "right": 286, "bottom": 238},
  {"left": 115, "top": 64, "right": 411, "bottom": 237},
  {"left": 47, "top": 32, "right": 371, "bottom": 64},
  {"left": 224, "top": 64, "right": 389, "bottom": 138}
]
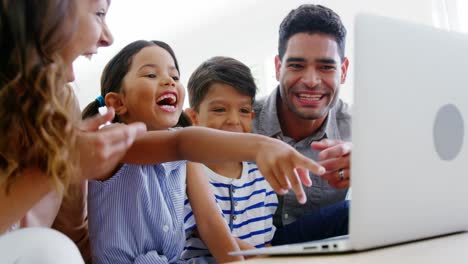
[{"left": 275, "top": 33, "right": 349, "bottom": 120}]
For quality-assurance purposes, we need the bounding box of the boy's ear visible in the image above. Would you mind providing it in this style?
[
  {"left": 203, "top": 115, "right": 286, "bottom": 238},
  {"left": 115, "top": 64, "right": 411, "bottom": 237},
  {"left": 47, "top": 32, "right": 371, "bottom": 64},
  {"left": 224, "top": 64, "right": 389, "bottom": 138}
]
[
  {"left": 250, "top": 111, "right": 255, "bottom": 120},
  {"left": 105, "top": 92, "right": 127, "bottom": 116},
  {"left": 184, "top": 108, "right": 199, "bottom": 125}
]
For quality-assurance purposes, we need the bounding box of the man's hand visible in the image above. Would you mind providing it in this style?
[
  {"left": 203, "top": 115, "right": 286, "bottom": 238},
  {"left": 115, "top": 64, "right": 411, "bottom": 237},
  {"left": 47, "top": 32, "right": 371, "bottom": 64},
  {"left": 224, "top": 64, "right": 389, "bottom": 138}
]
[
  {"left": 311, "top": 139, "right": 351, "bottom": 189},
  {"left": 77, "top": 107, "right": 146, "bottom": 181}
]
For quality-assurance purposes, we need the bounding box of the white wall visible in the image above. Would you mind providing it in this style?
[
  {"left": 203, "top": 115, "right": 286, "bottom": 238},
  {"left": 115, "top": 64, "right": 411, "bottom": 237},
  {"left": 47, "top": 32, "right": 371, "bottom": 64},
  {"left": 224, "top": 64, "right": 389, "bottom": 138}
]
[{"left": 73, "top": 0, "right": 440, "bottom": 110}]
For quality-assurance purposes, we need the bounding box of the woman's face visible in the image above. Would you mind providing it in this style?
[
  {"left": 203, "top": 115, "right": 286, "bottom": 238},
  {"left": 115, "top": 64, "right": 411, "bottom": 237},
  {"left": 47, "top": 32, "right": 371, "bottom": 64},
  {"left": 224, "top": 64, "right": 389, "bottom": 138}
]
[{"left": 60, "top": 0, "right": 114, "bottom": 81}]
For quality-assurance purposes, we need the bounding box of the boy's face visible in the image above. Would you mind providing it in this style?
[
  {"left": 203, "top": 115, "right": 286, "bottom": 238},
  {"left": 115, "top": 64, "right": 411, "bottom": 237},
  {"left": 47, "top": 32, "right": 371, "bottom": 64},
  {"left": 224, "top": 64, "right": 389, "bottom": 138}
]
[{"left": 188, "top": 83, "right": 254, "bottom": 133}]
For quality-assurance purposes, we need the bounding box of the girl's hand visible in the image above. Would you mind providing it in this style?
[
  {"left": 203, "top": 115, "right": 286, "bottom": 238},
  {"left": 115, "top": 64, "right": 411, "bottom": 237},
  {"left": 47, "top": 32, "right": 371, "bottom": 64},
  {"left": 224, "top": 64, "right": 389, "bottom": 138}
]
[
  {"left": 77, "top": 107, "right": 146, "bottom": 181},
  {"left": 254, "top": 137, "right": 326, "bottom": 204}
]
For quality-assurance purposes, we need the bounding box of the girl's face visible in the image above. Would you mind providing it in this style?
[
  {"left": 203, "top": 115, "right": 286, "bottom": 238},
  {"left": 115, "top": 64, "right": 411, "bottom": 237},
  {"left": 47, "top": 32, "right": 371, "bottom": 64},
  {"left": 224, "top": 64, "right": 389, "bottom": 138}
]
[
  {"left": 60, "top": 0, "right": 114, "bottom": 81},
  {"left": 120, "top": 45, "right": 185, "bottom": 131}
]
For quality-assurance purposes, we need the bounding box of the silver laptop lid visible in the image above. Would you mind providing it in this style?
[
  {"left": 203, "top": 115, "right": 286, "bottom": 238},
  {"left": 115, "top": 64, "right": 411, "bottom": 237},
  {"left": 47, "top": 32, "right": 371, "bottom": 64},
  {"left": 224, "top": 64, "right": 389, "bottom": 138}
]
[{"left": 350, "top": 14, "right": 468, "bottom": 250}]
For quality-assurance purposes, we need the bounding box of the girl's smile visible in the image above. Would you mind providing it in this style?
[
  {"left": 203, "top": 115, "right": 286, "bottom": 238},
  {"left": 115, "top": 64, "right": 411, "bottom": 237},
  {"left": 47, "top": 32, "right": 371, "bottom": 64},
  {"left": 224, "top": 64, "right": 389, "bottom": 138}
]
[{"left": 156, "top": 91, "right": 178, "bottom": 113}]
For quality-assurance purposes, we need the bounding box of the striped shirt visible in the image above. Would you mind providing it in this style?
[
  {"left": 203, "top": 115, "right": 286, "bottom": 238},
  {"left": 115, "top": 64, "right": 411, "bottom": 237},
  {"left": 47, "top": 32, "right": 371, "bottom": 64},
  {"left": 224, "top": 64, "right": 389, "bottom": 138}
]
[
  {"left": 88, "top": 161, "right": 187, "bottom": 264},
  {"left": 182, "top": 162, "right": 278, "bottom": 263}
]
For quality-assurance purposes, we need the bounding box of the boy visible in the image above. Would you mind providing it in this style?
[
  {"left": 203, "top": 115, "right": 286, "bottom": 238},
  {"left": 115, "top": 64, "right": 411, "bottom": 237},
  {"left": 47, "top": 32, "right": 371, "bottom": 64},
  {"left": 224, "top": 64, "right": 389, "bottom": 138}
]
[{"left": 182, "top": 56, "right": 276, "bottom": 262}]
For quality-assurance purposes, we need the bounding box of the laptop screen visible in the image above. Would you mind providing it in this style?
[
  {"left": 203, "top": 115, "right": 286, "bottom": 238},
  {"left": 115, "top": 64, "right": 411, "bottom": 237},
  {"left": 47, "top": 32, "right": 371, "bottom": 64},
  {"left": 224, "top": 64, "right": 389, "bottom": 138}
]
[{"left": 350, "top": 14, "right": 468, "bottom": 250}]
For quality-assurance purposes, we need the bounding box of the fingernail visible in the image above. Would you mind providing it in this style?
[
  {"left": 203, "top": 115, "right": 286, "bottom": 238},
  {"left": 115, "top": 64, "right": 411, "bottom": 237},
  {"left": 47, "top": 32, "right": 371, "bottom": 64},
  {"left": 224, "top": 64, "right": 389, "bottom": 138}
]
[
  {"left": 298, "top": 195, "right": 306, "bottom": 204},
  {"left": 98, "top": 106, "right": 108, "bottom": 116},
  {"left": 136, "top": 123, "right": 147, "bottom": 132},
  {"left": 127, "top": 136, "right": 134, "bottom": 146},
  {"left": 318, "top": 167, "right": 326, "bottom": 175}
]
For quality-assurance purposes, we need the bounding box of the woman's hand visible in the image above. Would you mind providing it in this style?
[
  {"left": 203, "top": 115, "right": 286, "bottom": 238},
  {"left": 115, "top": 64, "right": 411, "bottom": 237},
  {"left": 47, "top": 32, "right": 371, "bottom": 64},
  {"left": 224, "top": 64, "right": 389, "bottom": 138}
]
[{"left": 77, "top": 107, "right": 146, "bottom": 181}]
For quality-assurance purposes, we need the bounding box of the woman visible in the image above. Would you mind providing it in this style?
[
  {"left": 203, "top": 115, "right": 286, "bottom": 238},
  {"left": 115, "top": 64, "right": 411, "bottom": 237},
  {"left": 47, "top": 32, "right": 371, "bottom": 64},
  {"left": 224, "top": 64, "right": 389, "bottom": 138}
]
[{"left": 0, "top": 0, "right": 146, "bottom": 263}]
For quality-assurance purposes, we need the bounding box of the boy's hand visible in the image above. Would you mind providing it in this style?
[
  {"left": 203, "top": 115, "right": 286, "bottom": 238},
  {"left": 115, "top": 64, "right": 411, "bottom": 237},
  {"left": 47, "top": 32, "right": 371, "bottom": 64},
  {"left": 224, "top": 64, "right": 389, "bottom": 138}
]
[
  {"left": 255, "top": 138, "right": 325, "bottom": 204},
  {"left": 234, "top": 237, "right": 256, "bottom": 260},
  {"left": 312, "top": 139, "right": 352, "bottom": 189}
]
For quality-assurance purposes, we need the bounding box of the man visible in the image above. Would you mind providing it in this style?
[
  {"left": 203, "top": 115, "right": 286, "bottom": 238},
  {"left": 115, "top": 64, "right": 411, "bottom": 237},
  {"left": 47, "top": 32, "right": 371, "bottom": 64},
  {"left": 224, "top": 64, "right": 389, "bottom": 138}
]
[{"left": 253, "top": 4, "right": 351, "bottom": 243}]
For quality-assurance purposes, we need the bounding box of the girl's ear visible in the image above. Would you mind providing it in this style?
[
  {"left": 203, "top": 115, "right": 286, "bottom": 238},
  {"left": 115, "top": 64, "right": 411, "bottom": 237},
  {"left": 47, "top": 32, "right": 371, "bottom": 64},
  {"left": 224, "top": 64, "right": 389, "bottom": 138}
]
[
  {"left": 184, "top": 108, "right": 199, "bottom": 125},
  {"left": 105, "top": 92, "right": 127, "bottom": 116}
]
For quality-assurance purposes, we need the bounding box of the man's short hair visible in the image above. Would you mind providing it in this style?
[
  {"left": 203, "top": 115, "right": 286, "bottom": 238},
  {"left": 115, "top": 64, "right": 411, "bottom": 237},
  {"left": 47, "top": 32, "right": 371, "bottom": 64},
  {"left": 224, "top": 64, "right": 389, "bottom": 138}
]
[
  {"left": 187, "top": 56, "right": 257, "bottom": 111},
  {"left": 278, "top": 4, "right": 347, "bottom": 61}
]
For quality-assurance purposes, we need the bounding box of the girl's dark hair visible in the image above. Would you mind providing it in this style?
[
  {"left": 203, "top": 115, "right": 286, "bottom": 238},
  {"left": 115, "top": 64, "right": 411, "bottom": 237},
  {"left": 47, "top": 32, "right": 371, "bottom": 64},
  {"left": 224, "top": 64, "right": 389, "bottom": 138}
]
[
  {"left": 82, "top": 40, "right": 180, "bottom": 123},
  {"left": 176, "top": 112, "right": 192, "bottom": 127}
]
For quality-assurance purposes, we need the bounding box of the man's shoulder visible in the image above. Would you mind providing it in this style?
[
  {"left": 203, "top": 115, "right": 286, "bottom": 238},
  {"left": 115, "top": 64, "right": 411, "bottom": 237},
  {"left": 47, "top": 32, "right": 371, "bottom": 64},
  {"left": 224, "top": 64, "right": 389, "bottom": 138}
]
[
  {"left": 252, "top": 94, "right": 273, "bottom": 135},
  {"left": 253, "top": 95, "right": 268, "bottom": 113},
  {"left": 331, "top": 99, "right": 352, "bottom": 142},
  {"left": 334, "top": 99, "right": 352, "bottom": 121}
]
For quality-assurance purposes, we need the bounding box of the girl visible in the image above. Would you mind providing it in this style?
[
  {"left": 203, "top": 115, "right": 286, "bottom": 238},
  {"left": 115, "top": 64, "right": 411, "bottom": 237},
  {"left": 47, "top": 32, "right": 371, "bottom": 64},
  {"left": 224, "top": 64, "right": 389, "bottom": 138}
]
[
  {"left": 83, "top": 40, "right": 325, "bottom": 263},
  {"left": 0, "top": 0, "right": 145, "bottom": 263}
]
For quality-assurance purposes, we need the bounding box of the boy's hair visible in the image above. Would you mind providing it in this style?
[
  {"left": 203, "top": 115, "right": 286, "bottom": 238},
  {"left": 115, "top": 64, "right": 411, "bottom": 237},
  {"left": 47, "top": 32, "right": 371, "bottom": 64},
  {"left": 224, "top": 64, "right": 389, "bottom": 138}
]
[
  {"left": 278, "top": 4, "right": 347, "bottom": 61},
  {"left": 82, "top": 40, "right": 180, "bottom": 123},
  {"left": 187, "top": 56, "right": 257, "bottom": 111}
]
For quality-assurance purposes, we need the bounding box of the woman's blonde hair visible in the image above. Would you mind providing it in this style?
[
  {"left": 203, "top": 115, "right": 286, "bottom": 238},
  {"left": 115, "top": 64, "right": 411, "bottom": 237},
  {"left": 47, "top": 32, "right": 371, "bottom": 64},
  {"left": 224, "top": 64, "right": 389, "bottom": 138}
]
[{"left": 0, "top": 0, "right": 79, "bottom": 193}]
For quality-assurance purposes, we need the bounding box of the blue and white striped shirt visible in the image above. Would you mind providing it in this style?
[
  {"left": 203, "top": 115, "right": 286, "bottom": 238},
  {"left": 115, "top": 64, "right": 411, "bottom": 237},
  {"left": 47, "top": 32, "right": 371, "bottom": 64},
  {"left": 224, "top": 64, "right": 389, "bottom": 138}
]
[
  {"left": 88, "top": 161, "right": 187, "bottom": 264},
  {"left": 182, "top": 162, "right": 278, "bottom": 263}
]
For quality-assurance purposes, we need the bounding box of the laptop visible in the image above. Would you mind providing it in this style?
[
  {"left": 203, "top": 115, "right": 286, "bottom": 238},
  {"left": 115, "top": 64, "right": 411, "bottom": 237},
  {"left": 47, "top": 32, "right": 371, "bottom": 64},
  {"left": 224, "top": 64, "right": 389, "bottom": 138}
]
[{"left": 231, "top": 13, "right": 468, "bottom": 256}]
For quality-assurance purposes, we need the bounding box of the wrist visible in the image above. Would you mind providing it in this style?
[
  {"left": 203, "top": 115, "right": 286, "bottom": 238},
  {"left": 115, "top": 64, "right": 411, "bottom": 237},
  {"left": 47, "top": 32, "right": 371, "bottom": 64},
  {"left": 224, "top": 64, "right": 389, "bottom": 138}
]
[{"left": 249, "top": 134, "right": 271, "bottom": 157}]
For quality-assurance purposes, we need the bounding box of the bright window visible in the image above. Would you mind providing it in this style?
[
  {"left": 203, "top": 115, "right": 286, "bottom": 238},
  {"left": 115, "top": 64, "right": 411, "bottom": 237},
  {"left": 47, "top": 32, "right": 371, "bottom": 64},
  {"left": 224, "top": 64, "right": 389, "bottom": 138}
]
[
  {"left": 456, "top": 0, "right": 468, "bottom": 33},
  {"left": 433, "top": 0, "right": 468, "bottom": 33}
]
